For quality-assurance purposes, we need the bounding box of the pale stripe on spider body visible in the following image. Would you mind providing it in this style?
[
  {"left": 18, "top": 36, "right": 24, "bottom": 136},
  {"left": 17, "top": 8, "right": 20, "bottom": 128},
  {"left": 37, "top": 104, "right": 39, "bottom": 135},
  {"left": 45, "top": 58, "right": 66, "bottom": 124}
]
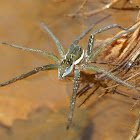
[{"left": 1, "top": 23, "right": 140, "bottom": 129}]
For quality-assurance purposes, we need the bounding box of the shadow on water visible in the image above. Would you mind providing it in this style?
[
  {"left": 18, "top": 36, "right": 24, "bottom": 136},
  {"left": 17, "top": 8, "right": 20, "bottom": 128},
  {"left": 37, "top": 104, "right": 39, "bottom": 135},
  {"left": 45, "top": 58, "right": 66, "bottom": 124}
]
[{"left": 0, "top": 0, "right": 139, "bottom": 140}]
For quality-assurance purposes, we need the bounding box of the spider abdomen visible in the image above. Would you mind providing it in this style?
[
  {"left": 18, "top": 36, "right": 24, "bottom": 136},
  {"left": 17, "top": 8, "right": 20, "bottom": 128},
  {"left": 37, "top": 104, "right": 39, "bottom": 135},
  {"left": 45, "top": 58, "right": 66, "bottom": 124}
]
[{"left": 66, "top": 45, "right": 84, "bottom": 65}]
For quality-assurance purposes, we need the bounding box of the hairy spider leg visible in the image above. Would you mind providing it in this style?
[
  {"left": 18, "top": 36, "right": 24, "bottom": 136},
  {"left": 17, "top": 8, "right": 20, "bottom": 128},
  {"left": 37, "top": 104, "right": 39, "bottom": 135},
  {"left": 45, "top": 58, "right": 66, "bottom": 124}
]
[
  {"left": 0, "top": 64, "right": 59, "bottom": 87},
  {"left": 41, "top": 23, "right": 65, "bottom": 58},
  {"left": 86, "top": 24, "right": 128, "bottom": 59},
  {"left": 89, "top": 25, "right": 140, "bottom": 61},
  {"left": 82, "top": 25, "right": 140, "bottom": 93},
  {"left": 82, "top": 65, "right": 140, "bottom": 92},
  {"left": 67, "top": 24, "right": 95, "bottom": 55},
  {"left": 72, "top": 24, "right": 95, "bottom": 45},
  {"left": 67, "top": 67, "right": 80, "bottom": 129},
  {"left": 66, "top": 24, "right": 138, "bottom": 129},
  {"left": 66, "top": 24, "right": 96, "bottom": 129},
  {"left": 2, "top": 42, "right": 61, "bottom": 63}
]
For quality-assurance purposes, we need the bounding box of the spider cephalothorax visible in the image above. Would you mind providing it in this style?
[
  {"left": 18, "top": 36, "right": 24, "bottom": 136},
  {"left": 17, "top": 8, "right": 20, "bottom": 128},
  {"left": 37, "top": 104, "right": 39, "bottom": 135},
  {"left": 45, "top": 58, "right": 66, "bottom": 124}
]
[
  {"left": 1, "top": 23, "right": 140, "bottom": 129},
  {"left": 58, "top": 45, "right": 84, "bottom": 79},
  {"left": 58, "top": 58, "right": 74, "bottom": 79}
]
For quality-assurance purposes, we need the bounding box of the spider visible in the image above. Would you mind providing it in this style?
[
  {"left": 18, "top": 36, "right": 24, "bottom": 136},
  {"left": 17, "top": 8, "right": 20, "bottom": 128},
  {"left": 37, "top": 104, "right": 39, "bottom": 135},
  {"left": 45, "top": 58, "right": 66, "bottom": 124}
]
[{"left": 1, "top": 23, "right": 140, "bottom": 129}]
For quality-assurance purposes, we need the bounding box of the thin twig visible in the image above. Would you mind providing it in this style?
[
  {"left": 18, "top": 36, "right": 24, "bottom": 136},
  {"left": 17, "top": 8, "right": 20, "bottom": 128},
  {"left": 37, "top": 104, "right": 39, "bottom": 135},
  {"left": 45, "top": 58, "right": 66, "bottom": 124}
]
[{"left": 129, "top": 116, "right": 140, "bottom": 140}]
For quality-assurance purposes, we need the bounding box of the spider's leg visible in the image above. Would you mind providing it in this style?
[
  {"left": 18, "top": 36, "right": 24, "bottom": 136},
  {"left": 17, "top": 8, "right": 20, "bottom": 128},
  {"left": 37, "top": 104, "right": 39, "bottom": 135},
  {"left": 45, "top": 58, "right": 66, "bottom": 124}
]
[
  {"left": 2, "top": 42, "right": 61, "bottom": 63},
  {"left": 67, "top": 67, "right": 80, "bottom": 129},
  {"left": 0, "top": 64, "right": 59, "bottom": 87},
  {"left": 86, "top": 24, "right": 128, "bottom": 59},
  {"left": 82, "top": 65, "right": 140, "bottom": 93},
  {"left": 72, "top": 24, "right": 95, "bottom": 45},
  {"left": 89, "top": 25, "right": 140, "bottom": 61},
  {"left": 41, "top": 23, "right": 65, "bottom": 58},
  {"left": 85, "top": 34, "right": 94, "bottom": 62},
  {"left": 91, "top": 24, "right": 128, "bottom": 36},
  {"left": 67, "top": 24, "right": 95, "bottom": 55}
]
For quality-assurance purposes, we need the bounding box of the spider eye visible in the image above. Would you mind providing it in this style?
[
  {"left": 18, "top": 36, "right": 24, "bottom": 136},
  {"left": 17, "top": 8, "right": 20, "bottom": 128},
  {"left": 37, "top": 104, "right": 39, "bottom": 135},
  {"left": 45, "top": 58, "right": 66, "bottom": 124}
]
[{"left": 58, "top": 58, "right": 74, "bottom": 79}]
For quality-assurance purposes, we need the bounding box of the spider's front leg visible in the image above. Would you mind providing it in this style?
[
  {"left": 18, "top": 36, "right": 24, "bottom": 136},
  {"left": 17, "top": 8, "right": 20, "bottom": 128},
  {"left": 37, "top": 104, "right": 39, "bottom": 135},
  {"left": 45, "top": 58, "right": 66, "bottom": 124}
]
[
  {"left": 82, "top": 64, "right": 140, "bottom": 93},
  {"left": 0, "top": 64, "right": 59, "bottom": 87},
  {"left": 67, "top": 67, "right": 80, "bottom": 129}
]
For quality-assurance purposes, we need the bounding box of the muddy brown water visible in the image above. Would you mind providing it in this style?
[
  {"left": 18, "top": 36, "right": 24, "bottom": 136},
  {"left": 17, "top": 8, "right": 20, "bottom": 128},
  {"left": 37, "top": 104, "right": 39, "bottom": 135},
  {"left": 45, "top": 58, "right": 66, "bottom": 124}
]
[{"left": 0, "top": 0, "right": 139, "bottom": 140}]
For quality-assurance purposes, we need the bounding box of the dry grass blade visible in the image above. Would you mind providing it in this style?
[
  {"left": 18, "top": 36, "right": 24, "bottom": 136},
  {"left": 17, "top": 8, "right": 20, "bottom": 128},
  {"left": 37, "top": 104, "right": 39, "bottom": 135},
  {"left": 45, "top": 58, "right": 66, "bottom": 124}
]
[
  {"left": 98, "top": 19, "right": 140, "bottom": 76},
  {"left": 67, "top": 0, "right": 139, "bottom": 17},
  {"left": 129, "top": 115, "right": 140, "bottom": 140}
]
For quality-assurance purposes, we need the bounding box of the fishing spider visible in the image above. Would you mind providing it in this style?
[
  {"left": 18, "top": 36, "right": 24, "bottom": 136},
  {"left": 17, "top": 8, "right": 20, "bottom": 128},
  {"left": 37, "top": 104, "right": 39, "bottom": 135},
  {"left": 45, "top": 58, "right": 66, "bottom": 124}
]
[{"left": 1, "top": 23, "right": 140, "bottom": 129}]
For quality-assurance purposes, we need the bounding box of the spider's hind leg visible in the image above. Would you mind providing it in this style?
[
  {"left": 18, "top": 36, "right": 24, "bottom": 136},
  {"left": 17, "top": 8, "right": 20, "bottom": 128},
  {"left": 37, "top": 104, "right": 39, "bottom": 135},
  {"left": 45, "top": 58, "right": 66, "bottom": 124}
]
[
  {"left": 89, "top": 25, "right": 140, "bottom": 61},
  {"left": 86, "top": 24, "right": 128, "bottom": 61},
  {"left": 83, "top": 65, "right": 140, "bottom": 93}
]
